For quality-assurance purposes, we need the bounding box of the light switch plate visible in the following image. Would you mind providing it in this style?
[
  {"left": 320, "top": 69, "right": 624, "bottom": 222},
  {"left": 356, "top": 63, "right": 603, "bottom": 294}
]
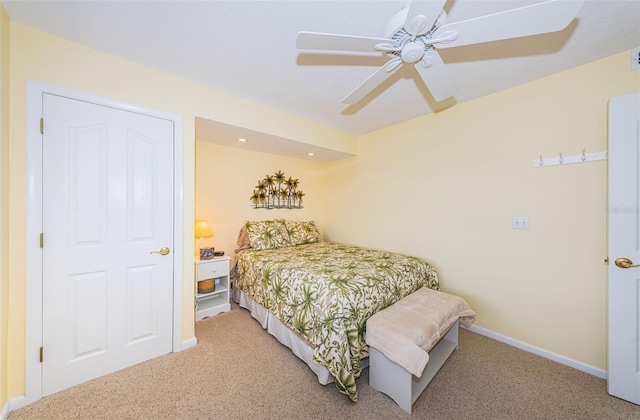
[
  {"left": 632, "top": 47, "right": 640, "bottom": 71},
  {"left": 512, "top": 216, "right": 529, "bottom": 230}
]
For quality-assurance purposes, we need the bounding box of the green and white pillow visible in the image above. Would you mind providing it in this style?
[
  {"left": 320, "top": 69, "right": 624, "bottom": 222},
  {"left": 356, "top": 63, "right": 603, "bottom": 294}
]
[
  {"left": 286, "top": 220, "right": 321, "bottom": 245},
  {"left": 244, "top": 219, "right": 292, "bottom": 250}
]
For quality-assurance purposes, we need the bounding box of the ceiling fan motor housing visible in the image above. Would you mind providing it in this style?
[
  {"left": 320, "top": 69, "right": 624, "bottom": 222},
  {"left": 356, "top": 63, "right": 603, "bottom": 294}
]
[
  {"left": 385, "top": 6, "right": 446, "bottom": 62},
  {"left": 401, "top": 42, "right": 425, "bottom": 63}
]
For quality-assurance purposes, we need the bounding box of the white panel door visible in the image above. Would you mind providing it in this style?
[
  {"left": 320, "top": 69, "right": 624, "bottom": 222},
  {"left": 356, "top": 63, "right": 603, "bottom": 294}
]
[
  {"left": 42, "top": 94, "right": 175, "bottom": 396},
  {"left": 608, "top": 92, "right": 640, "bottom": 405}
]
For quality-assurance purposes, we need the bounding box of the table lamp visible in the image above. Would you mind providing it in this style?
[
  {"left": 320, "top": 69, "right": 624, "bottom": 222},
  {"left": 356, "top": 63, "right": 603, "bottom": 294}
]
[{"left": 195, "top": 220, "right": 214, "bottom": 259}]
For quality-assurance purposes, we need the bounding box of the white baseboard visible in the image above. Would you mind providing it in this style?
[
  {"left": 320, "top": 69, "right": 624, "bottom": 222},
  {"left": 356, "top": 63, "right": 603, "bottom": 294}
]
[
  {"left": 0, "top": 395, "right": 26, "bottom": 419},
  {"left": 10, "top": 395, "right": 26, "bottom": 412},
  {"left": 0, "top": 400, "right": 8, "bottom": 420},
  {"left": 182, "top": 337, "right": 197, "bottom": 350},
  {"left": 464, "top": 324, "right": 607, "bottom": 380}
]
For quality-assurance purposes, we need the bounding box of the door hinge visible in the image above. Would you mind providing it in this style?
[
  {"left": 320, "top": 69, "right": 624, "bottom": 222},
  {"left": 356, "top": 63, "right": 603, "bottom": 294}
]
[
  {"left": 40, "top": 233, "right": 44, "bottom": 248},
  {"left": 40, "top": 118, "right": 44, "bottom": 134},
  {"left": 39, "top": 346, "right": 43, "bottom": 363}
]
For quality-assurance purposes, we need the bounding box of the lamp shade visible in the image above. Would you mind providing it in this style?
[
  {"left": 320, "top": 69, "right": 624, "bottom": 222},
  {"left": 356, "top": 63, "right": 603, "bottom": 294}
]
[{"left": 194, "top": 220, "right": 213, "bottom": 239}]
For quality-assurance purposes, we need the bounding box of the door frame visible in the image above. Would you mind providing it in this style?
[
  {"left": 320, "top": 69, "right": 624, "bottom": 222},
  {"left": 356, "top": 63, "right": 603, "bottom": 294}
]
[{"left": 25, "top": 80, "right": 185, "bottom": 404}]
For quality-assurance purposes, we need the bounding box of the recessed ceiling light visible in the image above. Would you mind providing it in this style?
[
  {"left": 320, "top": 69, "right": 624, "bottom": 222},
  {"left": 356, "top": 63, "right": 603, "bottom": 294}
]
[
  {"left": 238, "top": 138, "right": 247, "bottom": 142},
  {"left": 307, "top": 152, "right": 315, "bottom": 156}
]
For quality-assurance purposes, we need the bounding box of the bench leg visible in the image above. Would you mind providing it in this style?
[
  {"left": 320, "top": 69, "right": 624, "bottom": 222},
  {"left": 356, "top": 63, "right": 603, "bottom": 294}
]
[
  {"left": 370, "top": 346, "right": 414, "bottom": 414},
  {"left": 368, "top": 321, "right": 460, "bottom": 414}
]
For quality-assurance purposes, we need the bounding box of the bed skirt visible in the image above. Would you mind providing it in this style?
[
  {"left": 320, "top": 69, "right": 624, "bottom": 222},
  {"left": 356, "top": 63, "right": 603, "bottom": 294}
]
[{"left": 234, "top": 289, "right": 334, "bottom": 385}]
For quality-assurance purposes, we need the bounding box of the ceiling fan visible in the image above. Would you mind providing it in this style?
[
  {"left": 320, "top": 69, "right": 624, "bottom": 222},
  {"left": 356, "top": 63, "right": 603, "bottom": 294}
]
[{"left": 296, "top": 0, "right": 585, "bottom": 104}]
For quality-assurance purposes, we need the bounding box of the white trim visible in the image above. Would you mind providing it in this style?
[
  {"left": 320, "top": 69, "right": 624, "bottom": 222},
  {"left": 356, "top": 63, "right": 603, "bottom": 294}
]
[
  {"left": 25, "top": 80, "right": 43, "bottom": 405},
  {"left": 0, "top": 400, "right": 8, "bottom": 420},
  {"left": 182, "top": 337, "right": 198, "bottom": 350},
  {"left": 171, "top": 105, "right": 185, "bottom": 353},
  {"left": 25, "top": 80, "right": 185, "bottom": 404},
  {"left": 9, "top": 396, "right": 26, "bottom": 412},
  {"left": 464, "top": 324, "right": 607, "bottom": 379},
  {"left": 1, "top": 395, "right": 26, "bottom": 419}
]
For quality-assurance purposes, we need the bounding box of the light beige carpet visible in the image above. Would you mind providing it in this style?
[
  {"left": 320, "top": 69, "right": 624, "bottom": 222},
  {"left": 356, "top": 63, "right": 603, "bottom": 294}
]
[{"left": 10, "top": 302, "right": 640, "bottom": 419}]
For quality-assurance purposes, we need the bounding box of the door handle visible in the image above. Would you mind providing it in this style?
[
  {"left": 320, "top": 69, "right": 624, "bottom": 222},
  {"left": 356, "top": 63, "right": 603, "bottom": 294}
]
[
  {"left": 614, "top": 257, "right": 640, "bottom": 269},
  {"left": 150, "top": 247, "right": 171, "bottom": 256}
]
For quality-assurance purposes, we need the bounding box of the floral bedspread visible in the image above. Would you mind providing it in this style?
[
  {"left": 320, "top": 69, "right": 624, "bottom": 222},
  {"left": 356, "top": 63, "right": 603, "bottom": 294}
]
[{"left": 235, "top": 241, "right": 440, "bottom": 402}]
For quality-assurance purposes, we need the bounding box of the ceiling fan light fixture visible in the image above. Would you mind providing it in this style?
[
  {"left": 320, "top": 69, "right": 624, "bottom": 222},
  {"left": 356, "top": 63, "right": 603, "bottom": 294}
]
[{"left": 401, "top": 41, "right": 426, "bottom": 63}]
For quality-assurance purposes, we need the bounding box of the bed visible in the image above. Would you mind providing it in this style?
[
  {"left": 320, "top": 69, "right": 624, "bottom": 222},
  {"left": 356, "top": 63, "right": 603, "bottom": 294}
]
[{"left": 232, "top": 219, "right": 440, "bottom": 402}]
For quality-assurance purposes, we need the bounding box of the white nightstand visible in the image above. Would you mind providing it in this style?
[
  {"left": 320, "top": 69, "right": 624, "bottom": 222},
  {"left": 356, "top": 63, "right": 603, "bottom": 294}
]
[{"left": 195, "top": 256, "right": 231, "bottom": 320}]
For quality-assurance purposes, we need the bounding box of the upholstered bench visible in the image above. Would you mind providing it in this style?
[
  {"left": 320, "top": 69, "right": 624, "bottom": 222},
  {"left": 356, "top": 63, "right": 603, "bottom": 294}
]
[{"left": 365, "top": 287, "right": 476, "bottom": 414}]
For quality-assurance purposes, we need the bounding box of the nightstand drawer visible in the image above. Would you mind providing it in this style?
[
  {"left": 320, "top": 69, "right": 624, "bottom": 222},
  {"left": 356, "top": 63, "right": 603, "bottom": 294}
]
[{"left": 196, "top": 259, "right": 229, "bottom": 280}]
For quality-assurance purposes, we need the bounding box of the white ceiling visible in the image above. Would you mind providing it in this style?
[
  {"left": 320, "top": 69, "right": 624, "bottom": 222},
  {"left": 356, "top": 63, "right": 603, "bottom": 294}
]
[
  {"left": 4, "top": 0, "right": 640, "bottom": 139},
  {"left": 195, "top": 117, "right": 355, "bottom": 162}
]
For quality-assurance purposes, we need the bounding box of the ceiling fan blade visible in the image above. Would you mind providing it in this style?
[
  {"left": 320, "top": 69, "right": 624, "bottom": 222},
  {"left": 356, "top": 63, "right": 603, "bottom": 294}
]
[
  {"left": 432, "top": 0, "right": 585, "bottom": 49},
  {"left": 404, "top": 0, "right": 447, "bottom": 36},
  {"left": 414, "top": 50, "right": 458, "bottom": 102},
  {"left": 296, "top": 31, "right": 395, "bottom": 53},
  {"left": 342, "top": 59, "right": 403, "bottom": 105}
]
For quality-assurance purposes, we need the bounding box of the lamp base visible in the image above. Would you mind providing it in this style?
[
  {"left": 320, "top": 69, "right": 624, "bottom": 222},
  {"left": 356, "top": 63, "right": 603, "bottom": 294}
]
[{"left": 199, "top": 247, "right": 215, "bottom": 260}]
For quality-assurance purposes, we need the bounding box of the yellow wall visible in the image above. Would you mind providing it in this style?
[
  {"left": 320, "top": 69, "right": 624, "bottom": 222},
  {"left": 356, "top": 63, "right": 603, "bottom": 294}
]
[
  {"left": 323, "top": 51, "right": 640, "bottom": 369},
  {"left": 0, "top": 2, "right": 10, "bottom": 412},
  {"left": 195, "top": 143, "right": 329, "bottom": 260},
  {"left": 7, "top": 22, "right": 354, "bottom": 399}
]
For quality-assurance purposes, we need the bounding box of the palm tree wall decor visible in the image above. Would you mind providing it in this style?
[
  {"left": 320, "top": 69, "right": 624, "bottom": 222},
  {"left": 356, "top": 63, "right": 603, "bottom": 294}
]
[{"left": 251, "top": 171, "right": 305, "bottom": 209}]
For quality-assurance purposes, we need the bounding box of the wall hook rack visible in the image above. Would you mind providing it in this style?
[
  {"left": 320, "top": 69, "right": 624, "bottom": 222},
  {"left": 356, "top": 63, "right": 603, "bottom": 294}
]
[{"left": 533, "top": 150, "right": 607, "bottom": 168}]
